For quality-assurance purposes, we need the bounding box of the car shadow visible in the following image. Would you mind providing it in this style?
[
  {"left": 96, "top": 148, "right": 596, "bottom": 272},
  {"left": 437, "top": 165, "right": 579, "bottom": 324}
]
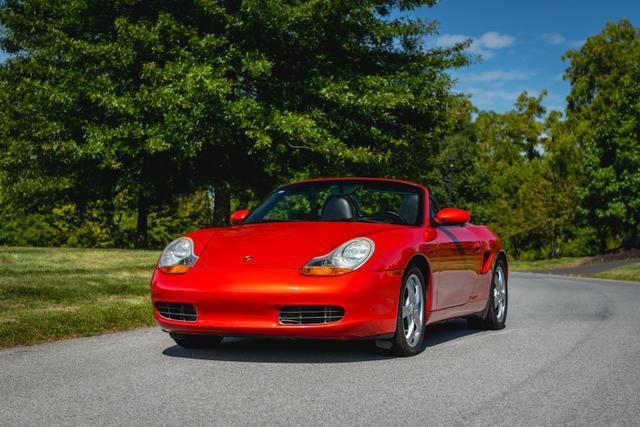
[{"left": 162, "top": 319, "right": 482, "bottom": 364}]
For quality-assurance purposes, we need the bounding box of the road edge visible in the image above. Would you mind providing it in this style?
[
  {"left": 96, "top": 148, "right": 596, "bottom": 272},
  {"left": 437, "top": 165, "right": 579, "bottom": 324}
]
[{"left": 512, "top": 271, "right": 640, "bottom": 286}]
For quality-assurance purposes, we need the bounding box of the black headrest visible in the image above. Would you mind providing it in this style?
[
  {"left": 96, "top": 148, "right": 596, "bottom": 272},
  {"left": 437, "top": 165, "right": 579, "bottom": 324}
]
[
  {"left": 399, "top": 193, "right": 419, "bottom": 224},
  {"left": 321, "top": 195, "right": 356, "bottom": 220}
]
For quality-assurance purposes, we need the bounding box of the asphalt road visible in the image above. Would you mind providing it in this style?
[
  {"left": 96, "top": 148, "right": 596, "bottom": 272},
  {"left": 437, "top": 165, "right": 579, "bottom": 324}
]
[{"left": 2, "top": 273, "right": 640, "bottom": 426}]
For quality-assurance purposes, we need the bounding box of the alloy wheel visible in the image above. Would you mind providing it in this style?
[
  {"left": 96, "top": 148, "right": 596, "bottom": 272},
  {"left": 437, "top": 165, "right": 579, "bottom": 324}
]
[{"left": 402, "top": 273, "right": 424, "bottom": 347}]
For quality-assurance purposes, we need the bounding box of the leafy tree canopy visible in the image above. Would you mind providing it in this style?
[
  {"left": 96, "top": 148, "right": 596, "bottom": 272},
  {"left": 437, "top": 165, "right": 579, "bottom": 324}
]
[
  {"left": 0, "top": 5, "right": 636, "bottom": 258},
  {"left": 564, "top": 20, "right": 640, "bottom": 250},
  {"left": 0, "top": 0, "right": 468, "bottom": 246}
]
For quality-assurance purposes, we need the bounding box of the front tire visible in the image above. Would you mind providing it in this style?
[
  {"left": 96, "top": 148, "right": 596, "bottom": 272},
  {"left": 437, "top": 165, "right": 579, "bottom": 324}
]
[
  {"left": 468, "top": 259, "right": 507, "bottom": 330},
  {"left": 170, "top": 333, "right": 224, "bottom": 349},
  {"left": 390, "top": 267, "right": 427, "bottom": 357}
]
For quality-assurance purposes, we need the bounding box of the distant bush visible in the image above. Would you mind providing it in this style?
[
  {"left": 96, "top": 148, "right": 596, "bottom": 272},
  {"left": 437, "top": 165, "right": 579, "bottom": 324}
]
[{"left": 0, "top": 192, "right": 213, "bottom": 249}]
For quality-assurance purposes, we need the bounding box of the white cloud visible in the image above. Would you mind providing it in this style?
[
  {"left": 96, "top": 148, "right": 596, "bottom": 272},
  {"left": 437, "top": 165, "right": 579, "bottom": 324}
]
[
  {"left": 434, "top": 34, "right": 469, "bottom": 48},
  {"left": 472, "top": 47, "right": 495, "bottom": 59},
  {"left": 477, "top": 31, "right": 515, "bottom": 49},
  {"left": 458, "top": 70, "right": 531, "bottom": 84},
  {"left": 541, "top": 33, "right": 566, "bottom": 45},
  {"left": 435, "top": 31, "right": 515, "bottom": 60}
]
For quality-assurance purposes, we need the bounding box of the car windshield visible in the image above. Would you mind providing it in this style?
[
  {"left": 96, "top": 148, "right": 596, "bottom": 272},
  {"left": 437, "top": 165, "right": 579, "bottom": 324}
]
[{"left": 244, "top": 180, "right": 423, "bottom": 226}]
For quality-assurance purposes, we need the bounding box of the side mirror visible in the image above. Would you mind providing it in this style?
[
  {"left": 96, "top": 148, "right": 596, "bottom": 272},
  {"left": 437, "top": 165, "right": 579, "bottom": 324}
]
[
  {"left": 435, "top": 208, "right": 470, "bottom": 226},
  {"left": 230, "top": 209, "right": 250, "bottom": 225}
]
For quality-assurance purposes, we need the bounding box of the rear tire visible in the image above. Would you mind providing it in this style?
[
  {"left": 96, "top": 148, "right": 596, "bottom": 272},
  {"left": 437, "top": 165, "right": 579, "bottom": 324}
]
[
  {"left": 170, "top": 333, "right": 224, "bottom": 349},
  {"left": 467, "top": 259, "right": 507, "bottom": 330},
  {"left": 389, "top": 267, "right": 427, "bottom": 357}
]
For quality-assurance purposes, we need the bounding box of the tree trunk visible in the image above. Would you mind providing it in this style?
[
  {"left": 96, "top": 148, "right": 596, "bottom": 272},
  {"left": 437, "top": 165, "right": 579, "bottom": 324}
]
[
  {"left": 623, "top": 226, "right": 639, "bottom": 249},
  {"left": 213, "top": 179, "right": 231, "bottom": 227},
  {"left": 104, "top": 195, "right": 117, "bottom": 247},
  {"left": 136, "top": 193, "right": 149, "bottom": 248},
  {"left": 598, "top": 228, "right": 607, "bottom": 254}
]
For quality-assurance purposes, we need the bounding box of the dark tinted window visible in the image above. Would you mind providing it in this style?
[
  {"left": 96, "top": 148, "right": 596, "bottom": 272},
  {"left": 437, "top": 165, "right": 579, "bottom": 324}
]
[{"left": 245, "top": 180, "right": 424, "bottom": 226}]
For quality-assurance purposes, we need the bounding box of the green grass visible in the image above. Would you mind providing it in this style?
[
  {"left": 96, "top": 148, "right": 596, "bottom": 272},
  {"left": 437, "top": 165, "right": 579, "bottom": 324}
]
[
  {"left": 509, "top": 257, "right": 590, "bottom": 272},
  {"left": 594, "top": 263, "right": 640, "bottom": 282},
  {"left": 0, "top": 246, "right": 159, "bottom": 348}
]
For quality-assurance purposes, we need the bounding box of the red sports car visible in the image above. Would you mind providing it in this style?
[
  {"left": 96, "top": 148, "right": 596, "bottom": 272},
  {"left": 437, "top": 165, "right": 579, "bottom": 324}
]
[{"left": 151, "top": 178, "right": 508, "bottom": 356}]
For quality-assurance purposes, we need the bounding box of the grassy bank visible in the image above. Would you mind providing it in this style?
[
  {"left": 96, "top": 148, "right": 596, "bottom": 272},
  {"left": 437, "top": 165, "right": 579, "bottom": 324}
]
[
  {"left": 0, "top": 246, "right": 158, "bottom": 348},
  {"left": 510, "top": 256, "right": 640, "bottom": 282},
  {"left": 594, "top": 263, "right": 640, "bottom": 281},
  {"left": 509, "top": 257, "right": 590, "bottom": 272}
]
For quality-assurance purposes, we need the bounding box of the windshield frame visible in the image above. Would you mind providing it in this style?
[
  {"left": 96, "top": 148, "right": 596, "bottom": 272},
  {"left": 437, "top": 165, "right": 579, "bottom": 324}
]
[{"left": 243, "top": 179, "right": 426, "bottom": 226}]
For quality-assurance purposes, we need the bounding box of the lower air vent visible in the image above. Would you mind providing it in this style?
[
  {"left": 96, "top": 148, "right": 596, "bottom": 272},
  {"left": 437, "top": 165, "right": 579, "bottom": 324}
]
[
  {"left": 155, "top": 302, "right": 197, "bottom": 322},
  {"left": 279, "top": 305, "right": 345, "bottom": 325}
]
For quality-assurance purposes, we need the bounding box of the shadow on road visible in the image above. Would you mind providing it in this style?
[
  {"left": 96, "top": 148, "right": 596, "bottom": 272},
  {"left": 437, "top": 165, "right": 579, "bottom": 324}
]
[
  {"left": 425, "top": 319, "right": 486, "bottom": 347},
  {"left": 162, "top": 318, "right": 482, "bottom": 363}
]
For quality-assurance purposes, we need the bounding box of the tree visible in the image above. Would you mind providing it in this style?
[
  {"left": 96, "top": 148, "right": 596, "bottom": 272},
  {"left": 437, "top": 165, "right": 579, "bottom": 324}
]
[
  {"left": 429, "top": 99, "right": 492, "bottom": 210},
  {"left": 564, "top": 20, "right": 640, "bottom": 251},
  {"left": 469, "top": 91, "right": 574, "bottom": 258},
  {"left": 538, "top": 110, "right": 582, "bottom": 257},
  {"left": 0, "top": 0, "right": 468, "bottom": 247}
]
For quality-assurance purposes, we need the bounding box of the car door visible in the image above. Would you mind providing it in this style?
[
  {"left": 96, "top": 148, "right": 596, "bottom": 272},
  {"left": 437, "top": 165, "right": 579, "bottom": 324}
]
[{"left": 429, "top": 196, "right": 482, "bottom": 309}]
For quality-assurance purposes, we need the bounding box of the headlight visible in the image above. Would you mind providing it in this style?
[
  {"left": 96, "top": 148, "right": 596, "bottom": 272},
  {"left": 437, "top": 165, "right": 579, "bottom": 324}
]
[
  {"left": 301, "top": 238, "right": 375, "bottom": 276},
  {"left": 158, "top": 237, "right": 198, "bottom": 273}
]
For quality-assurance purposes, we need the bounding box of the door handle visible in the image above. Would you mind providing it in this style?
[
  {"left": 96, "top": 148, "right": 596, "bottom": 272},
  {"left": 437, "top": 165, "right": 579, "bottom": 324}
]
[{"left": 473, "top": 242, "right": 482, "bottom": 253}]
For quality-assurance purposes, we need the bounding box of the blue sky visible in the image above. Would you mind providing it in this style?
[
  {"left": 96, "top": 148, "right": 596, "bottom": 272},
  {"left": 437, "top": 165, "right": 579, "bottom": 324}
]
[{"left": 412, "top": 0, "right": 640, "bottom": 112}]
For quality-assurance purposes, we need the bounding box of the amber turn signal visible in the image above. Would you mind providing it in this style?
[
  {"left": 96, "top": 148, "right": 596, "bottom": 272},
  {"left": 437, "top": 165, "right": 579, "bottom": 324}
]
[
  {"left": 300, "top": 266, "right": 352, "bottom": 276},
  {"left": 160, "top": 265, "right": 191, "bottom": 274}
]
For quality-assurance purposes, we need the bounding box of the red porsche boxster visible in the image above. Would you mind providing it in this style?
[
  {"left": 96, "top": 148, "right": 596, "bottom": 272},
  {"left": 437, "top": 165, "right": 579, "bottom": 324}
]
[{"left": 151, "top": 178, "right": 508, "bottom": 356}]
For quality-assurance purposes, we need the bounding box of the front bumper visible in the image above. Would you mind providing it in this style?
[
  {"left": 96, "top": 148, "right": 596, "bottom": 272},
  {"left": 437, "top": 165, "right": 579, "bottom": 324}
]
[{"left": 151, "top": 266, "right": 401, "bottom": 339}]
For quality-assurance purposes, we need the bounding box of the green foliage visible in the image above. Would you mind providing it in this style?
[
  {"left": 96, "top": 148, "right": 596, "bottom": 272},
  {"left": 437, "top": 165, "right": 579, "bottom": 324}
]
[
  {"left": 0, "top": 6, "right": 637, "bottom": 260},
  {"left": 564, "top": 20, "right": 640, "bottom": 251},
  {"left": 436, "top": 92, "right": 574, "bottom": 258},
  {"left": 0, "top": 0, "right": 468, "bottom": 247},
  {"left": 427, "top": 89, "right": 595, "bottom": 260},
  {"left": 0, "top": 191, "right": 213, "bottom": 249},
  {"left": 560, "top": 227, "right": 601, "bottom": 257}
]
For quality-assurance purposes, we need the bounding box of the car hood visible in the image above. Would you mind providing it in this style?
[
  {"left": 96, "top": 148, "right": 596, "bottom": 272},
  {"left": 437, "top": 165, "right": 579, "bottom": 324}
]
[{"left": 195, "top": 221, "right": 402, "bottom": 269}]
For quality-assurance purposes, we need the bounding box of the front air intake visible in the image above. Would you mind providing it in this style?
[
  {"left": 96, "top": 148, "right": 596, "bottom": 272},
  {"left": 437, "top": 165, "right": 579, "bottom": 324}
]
[
  {"left": 278, "top": 305, "right": 345, "bottom": 325},
  {"left": 155, "top": 302, "right": 197, "bottom": 322}
]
